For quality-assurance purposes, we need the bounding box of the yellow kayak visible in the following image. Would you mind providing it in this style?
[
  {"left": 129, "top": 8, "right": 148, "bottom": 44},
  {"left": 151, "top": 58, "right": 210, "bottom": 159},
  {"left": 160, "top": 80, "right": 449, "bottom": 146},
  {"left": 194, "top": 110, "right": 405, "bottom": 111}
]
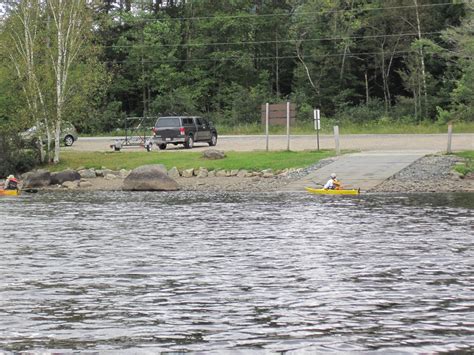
[
  {"left": 0, "top": 189, "right": 21, "bottom": 196},
  {"left": 305, "top": 187, "right": 360, "bottom": 195}
]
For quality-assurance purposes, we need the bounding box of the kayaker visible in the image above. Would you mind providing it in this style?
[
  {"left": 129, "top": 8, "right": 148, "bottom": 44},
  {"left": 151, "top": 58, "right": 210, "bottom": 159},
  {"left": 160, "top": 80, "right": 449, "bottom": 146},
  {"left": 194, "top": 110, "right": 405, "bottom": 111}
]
[
  {"left": 4, "top": 174, "right": 19, "bottom": 190},
  {"left": 323, "top": 173, "right": 341, "bottom": 190}
]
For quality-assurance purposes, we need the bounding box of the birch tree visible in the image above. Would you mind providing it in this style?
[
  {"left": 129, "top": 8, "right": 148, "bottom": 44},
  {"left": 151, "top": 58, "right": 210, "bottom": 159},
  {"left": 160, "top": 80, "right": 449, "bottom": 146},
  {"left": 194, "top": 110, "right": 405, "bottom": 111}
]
[
  {"left": 47, "top": 0, "right": 92, "bottom": 163},
  {"left": 2, "top": 0, "right": 96, "bottom": 164},
  {"left": 1, "top": 0, "right": 50, "bottom": 162}
]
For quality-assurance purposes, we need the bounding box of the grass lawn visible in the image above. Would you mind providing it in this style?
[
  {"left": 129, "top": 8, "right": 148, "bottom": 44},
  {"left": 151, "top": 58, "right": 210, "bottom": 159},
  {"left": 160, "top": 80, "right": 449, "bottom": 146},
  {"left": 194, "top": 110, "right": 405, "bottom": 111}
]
[
  {"left": 454, "top": 151, "right": 474, "bottom": 176},
  {"left": 50, "top": 150, "right": 336, "bottom": 173}
]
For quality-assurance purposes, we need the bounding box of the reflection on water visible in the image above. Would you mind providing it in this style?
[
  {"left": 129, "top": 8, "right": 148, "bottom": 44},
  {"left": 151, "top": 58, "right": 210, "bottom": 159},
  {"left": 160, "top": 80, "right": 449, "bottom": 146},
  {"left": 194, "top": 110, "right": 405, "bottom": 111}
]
[{"left": 0, "top": 191, "right": 473, "bottom": 353}]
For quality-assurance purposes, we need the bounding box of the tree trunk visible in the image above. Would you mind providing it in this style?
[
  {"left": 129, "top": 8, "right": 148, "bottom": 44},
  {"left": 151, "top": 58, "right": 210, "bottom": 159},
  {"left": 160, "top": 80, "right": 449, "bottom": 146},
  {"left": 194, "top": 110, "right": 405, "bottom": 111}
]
[
  {"left": 53, "top": 0, "right": 64, "bottom": 164},
  {"left": 340, "top": 45, "right": 348, "bottom": 81},
  {"left": 414, "top": 0, "right": 428, "bottom": 117},
  {"left": 381, "top": 49, "right": 389, "bottom": 113},
  {"left": 296, "top": 39, "right": 319, "bottom": 95},
  {"left": 413, "top": 89, "right": 417, "bottom": 120},
  {"left": 275, "top": 31, "right": 280, "bottom": 98},
  {"left": 365, "top": 71, "right": 369, "bottom": 105}
]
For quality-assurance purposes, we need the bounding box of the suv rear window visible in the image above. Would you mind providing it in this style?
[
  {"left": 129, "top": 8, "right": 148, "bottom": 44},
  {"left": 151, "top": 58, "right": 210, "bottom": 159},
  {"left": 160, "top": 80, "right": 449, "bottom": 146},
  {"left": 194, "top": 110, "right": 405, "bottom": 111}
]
[{"left": 156, "top": 117, "right": 180, "bottom": 127}]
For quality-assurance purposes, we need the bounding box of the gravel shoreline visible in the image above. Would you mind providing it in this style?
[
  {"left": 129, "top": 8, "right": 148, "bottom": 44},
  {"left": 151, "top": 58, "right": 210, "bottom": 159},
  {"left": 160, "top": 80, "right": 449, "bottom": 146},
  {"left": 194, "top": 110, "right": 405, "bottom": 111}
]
[
  {"left": 370, "top": 155, "right": 473, "bottom": 193},
  {"left": 43, "top": 154, "right": 473, "bottom": 193}
]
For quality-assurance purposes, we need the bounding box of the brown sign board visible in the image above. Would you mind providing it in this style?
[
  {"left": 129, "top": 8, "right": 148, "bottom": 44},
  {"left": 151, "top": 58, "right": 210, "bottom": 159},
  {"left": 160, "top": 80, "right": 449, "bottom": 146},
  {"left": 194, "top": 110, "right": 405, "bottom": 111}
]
[{"left": 261, "top": 103, "right": 296, "bottom": 125}]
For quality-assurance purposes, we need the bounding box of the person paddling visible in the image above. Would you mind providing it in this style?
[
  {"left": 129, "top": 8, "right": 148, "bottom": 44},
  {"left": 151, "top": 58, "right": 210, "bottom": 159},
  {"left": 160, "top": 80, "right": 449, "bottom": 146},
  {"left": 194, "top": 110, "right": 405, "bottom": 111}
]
[
  {"left": 4, "top": 175, "right": 19, "bottom": 190},
  {"left": 323, "top": 173, "right": 341, "bottom": 190}
]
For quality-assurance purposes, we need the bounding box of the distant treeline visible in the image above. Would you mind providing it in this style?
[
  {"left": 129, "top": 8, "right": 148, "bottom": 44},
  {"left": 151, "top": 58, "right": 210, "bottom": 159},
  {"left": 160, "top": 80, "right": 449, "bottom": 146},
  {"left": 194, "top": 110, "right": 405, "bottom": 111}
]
[{"left": 1, "top": 0, "right": 473, "bottom": 135}]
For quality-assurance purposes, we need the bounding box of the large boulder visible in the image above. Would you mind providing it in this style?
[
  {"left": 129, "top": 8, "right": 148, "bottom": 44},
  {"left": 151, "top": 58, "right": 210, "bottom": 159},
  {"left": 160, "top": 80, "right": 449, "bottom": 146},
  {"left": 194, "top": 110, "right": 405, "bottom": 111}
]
[
  {"left": 50, "top": 169, "right": 81, "bottom": 185},
  {"left": 202, "top": 149, "right": 225, "bottom": 160},
  {"left": 122, "top": 164, "right": 178, "bottom": 191},
  {"left": 23, "top": 169, "right": 51, "bottom": 188}
]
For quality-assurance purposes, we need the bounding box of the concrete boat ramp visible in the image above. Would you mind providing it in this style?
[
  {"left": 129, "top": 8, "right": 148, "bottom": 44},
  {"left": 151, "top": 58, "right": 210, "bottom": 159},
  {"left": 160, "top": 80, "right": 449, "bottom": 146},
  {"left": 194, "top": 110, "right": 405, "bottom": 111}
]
[{"left": 281, "top": 150, "right": 436, "bottom": 192}]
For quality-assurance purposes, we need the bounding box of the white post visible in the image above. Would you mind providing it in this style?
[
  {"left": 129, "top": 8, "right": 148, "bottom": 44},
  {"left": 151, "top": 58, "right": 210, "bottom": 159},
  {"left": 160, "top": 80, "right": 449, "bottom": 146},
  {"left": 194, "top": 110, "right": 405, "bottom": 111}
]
[
  {"left": 287, "top": 101, "right": 290, "bottom": 151},
  {"left": 334, "top": 125, "right": 340, "bottom": 155},
  {"left": 447, "top": 123, "right": 453, "bottom": 154},
  {"left": 314, "top": 109, "right": 320, "bottom": 151},
  {"left": 265, "top": 103, "right": 269, "bottom": 152}
]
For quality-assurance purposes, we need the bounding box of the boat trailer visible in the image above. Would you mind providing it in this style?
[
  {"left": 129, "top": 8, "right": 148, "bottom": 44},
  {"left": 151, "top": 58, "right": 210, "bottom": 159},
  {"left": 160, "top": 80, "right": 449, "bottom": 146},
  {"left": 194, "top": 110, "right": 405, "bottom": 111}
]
[{"left": 110, "top": 116, "right": 156, "bottom": 151}]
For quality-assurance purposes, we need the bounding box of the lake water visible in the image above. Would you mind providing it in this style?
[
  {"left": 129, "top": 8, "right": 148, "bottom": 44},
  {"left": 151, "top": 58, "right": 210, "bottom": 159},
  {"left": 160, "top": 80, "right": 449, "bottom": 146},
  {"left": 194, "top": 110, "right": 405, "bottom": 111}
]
[{"left": 0, "top": 191, "right": 473, "bottom": 354}]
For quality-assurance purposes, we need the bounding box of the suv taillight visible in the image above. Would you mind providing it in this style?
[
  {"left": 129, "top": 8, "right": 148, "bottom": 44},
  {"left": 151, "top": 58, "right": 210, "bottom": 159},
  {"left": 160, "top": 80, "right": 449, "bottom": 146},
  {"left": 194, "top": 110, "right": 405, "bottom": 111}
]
[{"left": 179, "top": 127, "right": 185, "bottom": 135}]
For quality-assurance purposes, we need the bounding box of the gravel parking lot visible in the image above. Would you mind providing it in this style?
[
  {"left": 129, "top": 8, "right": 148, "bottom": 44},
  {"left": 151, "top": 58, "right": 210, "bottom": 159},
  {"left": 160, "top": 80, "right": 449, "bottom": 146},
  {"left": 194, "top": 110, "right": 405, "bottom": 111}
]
[{"left": 68, "top": 134, "right": 474, "bottom": 153}]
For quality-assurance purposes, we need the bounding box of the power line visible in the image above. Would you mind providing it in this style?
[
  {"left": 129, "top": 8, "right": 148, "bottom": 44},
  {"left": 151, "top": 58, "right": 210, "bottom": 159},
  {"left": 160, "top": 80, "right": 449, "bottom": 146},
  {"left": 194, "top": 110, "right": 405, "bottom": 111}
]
[
  {"left": 99, "top": 1, "right": 468, "bottom": 22},
  {"left": 104, "top": 31, "right": 443, "bottom": 49},
  {"left": 102, "top": 48, "right": 457, "bottom": 65}
]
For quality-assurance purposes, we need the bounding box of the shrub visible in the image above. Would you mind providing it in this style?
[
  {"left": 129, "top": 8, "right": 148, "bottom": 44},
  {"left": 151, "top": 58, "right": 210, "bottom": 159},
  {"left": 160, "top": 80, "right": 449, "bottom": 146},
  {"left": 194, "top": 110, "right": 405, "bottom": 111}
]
[
  {"left": 435, "top": 106, "right": 452, "bottom": 125},
  {"left": 0, "top": 129, "right": 39, "bottom": 177},
  {"left": 334, "top": 98, "right": 386, "bottom": 123}
]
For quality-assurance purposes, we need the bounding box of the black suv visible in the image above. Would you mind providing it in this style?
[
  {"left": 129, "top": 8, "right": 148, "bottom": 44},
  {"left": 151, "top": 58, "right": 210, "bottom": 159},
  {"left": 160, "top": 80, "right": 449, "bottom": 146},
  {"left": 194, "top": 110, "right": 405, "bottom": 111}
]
[{"left": 151, "top": 116, "right": 218, "bottom": 150}]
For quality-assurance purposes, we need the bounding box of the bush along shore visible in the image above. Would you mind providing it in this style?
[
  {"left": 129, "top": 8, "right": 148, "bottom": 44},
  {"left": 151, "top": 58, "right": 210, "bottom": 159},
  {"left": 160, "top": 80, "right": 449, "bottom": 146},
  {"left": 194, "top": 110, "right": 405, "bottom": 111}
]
[{"left": 18, "top": 154, "right": 474, "bottom": 193}]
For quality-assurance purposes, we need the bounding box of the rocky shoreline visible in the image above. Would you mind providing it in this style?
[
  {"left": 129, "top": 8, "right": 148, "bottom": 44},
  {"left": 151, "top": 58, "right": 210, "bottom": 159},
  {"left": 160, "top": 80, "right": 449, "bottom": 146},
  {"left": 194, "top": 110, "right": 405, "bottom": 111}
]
[
  {"left": 370, "top": 155, "right": 473, "bottom": 193},
  {"left": 21, "top": 154, "right": 473, "bottom": 193}
]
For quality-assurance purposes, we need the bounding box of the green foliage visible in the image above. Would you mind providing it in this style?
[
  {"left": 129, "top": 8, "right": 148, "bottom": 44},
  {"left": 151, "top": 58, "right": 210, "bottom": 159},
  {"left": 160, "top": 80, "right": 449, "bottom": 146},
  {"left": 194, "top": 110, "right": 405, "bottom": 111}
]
[
  {"left": 334, "top": 99, "right": 386, "bottom": 124},
  {"left": 0, "top": 129, "right": 39, "bottom": 177},
  {"left": 454, "top": 151, "right": 474, "bottom": 176},
  {"left": 0, "top": 0, "right": 472, "bottom": 134},
  {"left": 435, "top": 106, "right": 451, "bottom": 124}
]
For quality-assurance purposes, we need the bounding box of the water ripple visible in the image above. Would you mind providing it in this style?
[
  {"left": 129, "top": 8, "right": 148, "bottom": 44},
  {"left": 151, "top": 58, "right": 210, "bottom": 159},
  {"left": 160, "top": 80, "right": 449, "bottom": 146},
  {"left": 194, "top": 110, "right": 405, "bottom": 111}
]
[{"left": 0, "top": 191, "right": 473, "bottom": 353}]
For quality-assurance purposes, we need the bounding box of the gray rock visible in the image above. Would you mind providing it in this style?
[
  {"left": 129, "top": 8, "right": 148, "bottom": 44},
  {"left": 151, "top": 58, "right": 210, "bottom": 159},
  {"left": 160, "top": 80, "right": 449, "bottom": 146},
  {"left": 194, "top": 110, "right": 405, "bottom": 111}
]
[
  {"left": 182, "top": 168, "right": 194, "bottom": 178},
  {"left": 216, "top": 170, "right": 228, "bottom": 177},
  {"left": 96, "top": 169, "right": 119, "bottom": 177},
  {"left": 119, "top": 169, "right": 130, "bottom": 178},
  {"left": 79, "top": 169, "right": 96, "bottom": 179},
  {"left": 122, "top": 164, "right": 178, "bottom": 191},
  {"left": 23, "top": 170, "right": 51, "bottom": 188},
  {"left": 50, "top": 170, "right": 81, "bottom": 185},
  {"left": 62, "top": 181, "right": 78, "bottom": 189},
  {"left": 202, "top": 149, "right": 225, "bottom": 160},
  {"left": 168, "top": 167, "right": 181, "bottom": 179},
  {"left": 237, "top": 170, "right": 248, "bottom": 178},
  {"left": 197, "top": 168, "right": 208, "bottom": 178}
]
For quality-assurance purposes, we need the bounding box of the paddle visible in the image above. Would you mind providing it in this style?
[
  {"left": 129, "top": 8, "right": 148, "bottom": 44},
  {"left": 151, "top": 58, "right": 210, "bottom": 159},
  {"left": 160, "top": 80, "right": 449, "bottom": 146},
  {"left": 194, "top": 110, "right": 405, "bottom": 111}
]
[{"left": 23, "top": 188, "right": 39, "bottom": 193}]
